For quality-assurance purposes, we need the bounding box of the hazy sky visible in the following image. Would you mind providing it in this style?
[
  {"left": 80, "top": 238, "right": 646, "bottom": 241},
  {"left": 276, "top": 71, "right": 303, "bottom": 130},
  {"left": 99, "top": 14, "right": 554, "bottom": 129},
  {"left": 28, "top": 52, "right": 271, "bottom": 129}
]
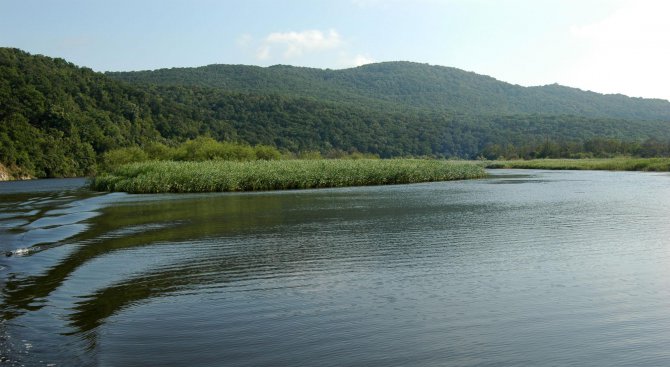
[{"left": 1, "top": 0, "right": 669, "bottom": 101}]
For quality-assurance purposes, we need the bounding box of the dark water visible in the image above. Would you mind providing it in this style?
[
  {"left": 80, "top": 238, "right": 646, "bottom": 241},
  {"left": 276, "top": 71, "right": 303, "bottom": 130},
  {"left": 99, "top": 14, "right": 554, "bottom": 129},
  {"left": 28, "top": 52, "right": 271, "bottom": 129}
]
[{"left": 1, "top": 170, "right": 670, "bottom": 366}]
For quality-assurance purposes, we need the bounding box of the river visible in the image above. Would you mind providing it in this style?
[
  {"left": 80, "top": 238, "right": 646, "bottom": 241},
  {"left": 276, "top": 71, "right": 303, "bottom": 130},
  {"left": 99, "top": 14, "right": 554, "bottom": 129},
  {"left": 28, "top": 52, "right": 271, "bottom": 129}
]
[{"left": 1, "top": 170, "right": 670, "bottom": 366}]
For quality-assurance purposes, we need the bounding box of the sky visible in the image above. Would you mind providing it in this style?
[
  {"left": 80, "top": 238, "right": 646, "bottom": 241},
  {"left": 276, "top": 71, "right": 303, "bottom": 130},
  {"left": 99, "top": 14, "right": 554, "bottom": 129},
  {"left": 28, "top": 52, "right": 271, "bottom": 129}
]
[{"left": 1, "top": 0, "right": 669, "bottom": 101}]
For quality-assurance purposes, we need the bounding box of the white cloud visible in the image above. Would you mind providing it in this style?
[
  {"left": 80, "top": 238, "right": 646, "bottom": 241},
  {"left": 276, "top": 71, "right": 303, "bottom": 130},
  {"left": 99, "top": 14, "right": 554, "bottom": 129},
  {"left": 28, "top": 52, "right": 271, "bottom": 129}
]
[
  {"left": 351, "top": 54, "right": 375, "bottom": 67},
  {"left": 247, "top": 28, "right": 375, "bottom": 70},
  {"left": 335, "top": 53, "right": 376, "bottom": 68},
  {"left": 262, "top": 29, "right": 343, "bottom": 59},
  {"left": 563, "top": 0, "right": 670, "bottom": 100}
]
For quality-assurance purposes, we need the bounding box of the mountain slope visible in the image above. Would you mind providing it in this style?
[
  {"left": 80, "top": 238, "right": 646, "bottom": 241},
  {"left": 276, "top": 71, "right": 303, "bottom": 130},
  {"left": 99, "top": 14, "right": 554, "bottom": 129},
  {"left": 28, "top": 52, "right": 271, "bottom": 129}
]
[
  {"left": 107, "top": 61, "right": 670, "bottom": 121},
  {"left": 0, "top": 48, "right": 167, "bottom": 177}
]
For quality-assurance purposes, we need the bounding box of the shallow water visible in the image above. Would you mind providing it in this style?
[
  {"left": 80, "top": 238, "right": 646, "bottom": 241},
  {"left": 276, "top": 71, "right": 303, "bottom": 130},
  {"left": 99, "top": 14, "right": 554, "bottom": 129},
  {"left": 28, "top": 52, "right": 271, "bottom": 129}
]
[{"left": 1, "top": 170, "right": 670, "bottom": 366}]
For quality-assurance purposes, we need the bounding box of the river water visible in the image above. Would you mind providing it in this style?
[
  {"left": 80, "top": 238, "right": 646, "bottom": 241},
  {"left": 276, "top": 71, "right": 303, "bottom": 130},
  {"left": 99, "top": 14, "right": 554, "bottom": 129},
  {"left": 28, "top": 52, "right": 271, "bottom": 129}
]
[{"left": 1, "top": 170, "right": 670, "bottom": 366}]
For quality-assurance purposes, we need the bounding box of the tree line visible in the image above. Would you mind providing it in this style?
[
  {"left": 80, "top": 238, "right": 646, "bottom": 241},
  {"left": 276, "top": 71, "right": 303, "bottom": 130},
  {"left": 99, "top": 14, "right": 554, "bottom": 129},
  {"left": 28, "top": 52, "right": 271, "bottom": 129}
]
[{"left": 480, "top": 137, "right": 670, "bottom": 160}]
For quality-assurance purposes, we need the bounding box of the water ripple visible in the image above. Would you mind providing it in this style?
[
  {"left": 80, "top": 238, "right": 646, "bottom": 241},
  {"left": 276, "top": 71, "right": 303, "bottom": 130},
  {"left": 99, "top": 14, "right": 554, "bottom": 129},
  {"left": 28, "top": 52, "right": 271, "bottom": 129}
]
[{"left": 3, "top": 171, "right": 670, "bottom": 366}]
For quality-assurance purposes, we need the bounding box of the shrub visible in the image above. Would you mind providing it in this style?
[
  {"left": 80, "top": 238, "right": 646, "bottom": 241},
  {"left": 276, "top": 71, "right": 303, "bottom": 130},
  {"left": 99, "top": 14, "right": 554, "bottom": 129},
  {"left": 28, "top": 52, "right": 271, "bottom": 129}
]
[
  {"left": 254, "top": 145, "right": 282, "bottom": 160},
  {"left": 100, "top": 147, "right": 149, "bottom": 171},
  {"left": 142, "top": 142, "right": 174, "bottom": 160}
]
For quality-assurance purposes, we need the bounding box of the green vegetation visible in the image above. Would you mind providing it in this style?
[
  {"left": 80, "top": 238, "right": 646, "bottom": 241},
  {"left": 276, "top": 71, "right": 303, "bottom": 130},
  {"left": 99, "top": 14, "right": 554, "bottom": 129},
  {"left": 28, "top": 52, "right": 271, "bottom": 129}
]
[
  {"left": 91, "top": 159, "right": 487, "bottom": 193},
  {"left": 0, "top": 48, "right": 161, "bottom": 177},
  {"left": 3, "top": 48, "right": 670, "bottom": 179},
  {"left": 485, "top": 158, "right": 670, "bottom": 172},
  {"left": 108, "top": 62, "right": 670, "bottom": 121},
  {"left": 479, "top": 137, "right": 670, "bottom": 160},
  {"left": 99, "top": 137, "right": 282, "bottom": 170}
]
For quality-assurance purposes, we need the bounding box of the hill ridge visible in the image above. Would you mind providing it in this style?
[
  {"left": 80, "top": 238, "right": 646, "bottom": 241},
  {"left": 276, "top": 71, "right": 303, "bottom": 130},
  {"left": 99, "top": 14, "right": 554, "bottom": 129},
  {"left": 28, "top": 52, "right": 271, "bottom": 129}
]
[{"left": 106, "top": 60, "right": 670, "bottom": 121}]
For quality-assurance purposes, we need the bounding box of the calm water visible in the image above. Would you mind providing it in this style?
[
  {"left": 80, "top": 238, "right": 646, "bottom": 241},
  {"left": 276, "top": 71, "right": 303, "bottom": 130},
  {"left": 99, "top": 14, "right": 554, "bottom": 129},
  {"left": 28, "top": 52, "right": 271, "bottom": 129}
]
[{"left": 1, "top": 170, "right": 670, "bottom": 366}]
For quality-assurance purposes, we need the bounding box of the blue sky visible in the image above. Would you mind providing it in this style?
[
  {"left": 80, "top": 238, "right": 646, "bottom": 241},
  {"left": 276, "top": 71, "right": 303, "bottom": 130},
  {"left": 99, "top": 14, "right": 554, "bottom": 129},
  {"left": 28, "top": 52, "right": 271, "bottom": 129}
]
[{"left": 1, "top": 0, "right": 669, "bottom": 101}]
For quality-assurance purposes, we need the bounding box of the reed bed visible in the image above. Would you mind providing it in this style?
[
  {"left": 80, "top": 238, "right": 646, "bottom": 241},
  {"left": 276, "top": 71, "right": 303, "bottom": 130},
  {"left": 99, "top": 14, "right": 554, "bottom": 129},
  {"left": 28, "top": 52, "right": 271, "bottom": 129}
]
[
  {"left": 485, "top": 158, "right": 670, "bottom": 172},
  {"left": 91, "top": 159, "right": 487, "bottom": 193}
]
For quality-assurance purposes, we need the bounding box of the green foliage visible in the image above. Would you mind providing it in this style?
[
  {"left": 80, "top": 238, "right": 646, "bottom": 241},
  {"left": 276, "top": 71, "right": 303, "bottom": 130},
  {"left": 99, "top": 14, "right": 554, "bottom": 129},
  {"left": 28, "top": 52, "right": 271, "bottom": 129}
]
[
  {"left": 0, "top": 48, "right": 161, "bottom": 177},
  {"left": 101, "top": 147, "right": 149, "bottom": 171},
  {"left": 341, "top": 152, "right": 380, "bottom": 160},
  {"left": 107, "top": 61, "right": 670, "bottom": 121},
  {"left": 101, "top": 138, "right": 283, "bottom": 166},
  {"left": 296, "top": 151, "right": 323, "bottom": 160},
  {"left": 254, "top": 145, "right": 282, "bottom": 160},
  {"left": 141, "top": 142, "right": 173, "bottom": 160},
  {"left": 91, "top": 159, "right": 487, "bottom": 193},
  {"left": 480, "top": 137, "right": 670, "bottom": 160},
  {"left": 174, "top": 137, "right": 256, "bottom": 161}
]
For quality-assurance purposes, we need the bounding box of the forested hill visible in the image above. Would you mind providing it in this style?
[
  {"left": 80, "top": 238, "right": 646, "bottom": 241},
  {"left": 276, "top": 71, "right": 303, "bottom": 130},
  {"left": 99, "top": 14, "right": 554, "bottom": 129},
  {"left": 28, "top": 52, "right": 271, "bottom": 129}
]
[
  {"left": 107, "top": 61, "right": 670, "bottom": 121},
  {"left": 2, "top": 47, "right": 670, "bottom": 179}
]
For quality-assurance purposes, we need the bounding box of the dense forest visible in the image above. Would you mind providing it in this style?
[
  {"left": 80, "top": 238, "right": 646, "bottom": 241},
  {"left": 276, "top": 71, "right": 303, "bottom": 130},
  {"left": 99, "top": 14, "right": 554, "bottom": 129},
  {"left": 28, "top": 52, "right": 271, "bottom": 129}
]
[
  {"left": 108, "top": 61, "right": 670, "bottom": 121},
  {"left": 2, "top": 47, "right": 670, "bottom": 178}
]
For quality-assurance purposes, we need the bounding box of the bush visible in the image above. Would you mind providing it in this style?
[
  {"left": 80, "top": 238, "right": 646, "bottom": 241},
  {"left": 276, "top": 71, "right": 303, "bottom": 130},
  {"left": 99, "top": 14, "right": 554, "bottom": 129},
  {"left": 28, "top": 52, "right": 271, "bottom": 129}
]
[
  {"left": 173, "top": 137, "right": 257, "bottom": 161},
  {"left": 100, "top": 147, "right": 149, "bottom": 171},
  {"left": 142, "top": 142, "right": 174, "bottom": 160},
  {"left": 297, "top": 150, "right": 323, "bottom": 160},
  {"left": 254, "top": 145, "right": 281, "bottom": 160}
]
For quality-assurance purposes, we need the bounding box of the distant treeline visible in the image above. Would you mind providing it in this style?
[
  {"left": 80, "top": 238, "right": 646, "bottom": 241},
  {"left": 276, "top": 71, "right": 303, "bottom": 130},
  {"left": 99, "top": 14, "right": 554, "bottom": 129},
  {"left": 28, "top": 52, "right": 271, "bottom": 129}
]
[
  {"left": 107, "top": 61, "right": 670, "bottom": 121},
  {"left": 480, "top": 137, "right": 670, "bottom": 160}
]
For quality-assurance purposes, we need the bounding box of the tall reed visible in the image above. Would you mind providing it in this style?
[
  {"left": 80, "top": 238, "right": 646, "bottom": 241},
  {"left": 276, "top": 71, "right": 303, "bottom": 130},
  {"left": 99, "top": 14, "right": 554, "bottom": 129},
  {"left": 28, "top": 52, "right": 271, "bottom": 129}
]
[{"left": 92, "top": 159, "right": 486, "bottom": 193}]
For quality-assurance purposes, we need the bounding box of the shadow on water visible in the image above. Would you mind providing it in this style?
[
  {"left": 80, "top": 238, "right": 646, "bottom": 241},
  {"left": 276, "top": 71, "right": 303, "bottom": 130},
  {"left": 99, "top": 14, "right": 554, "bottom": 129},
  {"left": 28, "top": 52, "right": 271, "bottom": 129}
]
[
  {"left": 3, "top": 182, "right": 492, "bottom": 354},
  {"left": 1, "top": 193, "right": 293, "bottom": 319},
  {"left": 2, "top": 188, "right": 334, "bottom": 361},
  {"left": 1, "top": 174, "right": 553, "bottom": 365}
]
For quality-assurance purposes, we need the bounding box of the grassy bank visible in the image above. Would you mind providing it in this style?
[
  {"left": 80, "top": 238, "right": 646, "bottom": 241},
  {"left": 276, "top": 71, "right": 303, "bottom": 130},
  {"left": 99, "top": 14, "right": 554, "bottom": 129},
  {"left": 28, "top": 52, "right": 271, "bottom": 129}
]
[
  {"left": 91, "top": 159, "right": 487, "bottom": 193},
  {"left": 485, "top": 158, "right": 670, "bottom": 171}
]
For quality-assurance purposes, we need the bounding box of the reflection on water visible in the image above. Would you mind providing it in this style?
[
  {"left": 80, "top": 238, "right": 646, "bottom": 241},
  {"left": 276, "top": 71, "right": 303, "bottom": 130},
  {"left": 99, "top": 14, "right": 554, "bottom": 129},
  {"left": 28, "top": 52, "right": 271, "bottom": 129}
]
[{"left": 2, "top": 171, "right": 670, "bottom": 366}]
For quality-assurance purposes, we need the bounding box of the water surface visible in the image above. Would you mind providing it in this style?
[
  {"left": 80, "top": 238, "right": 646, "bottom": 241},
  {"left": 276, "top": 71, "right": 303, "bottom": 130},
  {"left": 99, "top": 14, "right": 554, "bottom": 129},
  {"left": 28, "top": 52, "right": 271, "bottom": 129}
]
[{"left": 2, "top": 170, "right": 670, "bottom": 366}]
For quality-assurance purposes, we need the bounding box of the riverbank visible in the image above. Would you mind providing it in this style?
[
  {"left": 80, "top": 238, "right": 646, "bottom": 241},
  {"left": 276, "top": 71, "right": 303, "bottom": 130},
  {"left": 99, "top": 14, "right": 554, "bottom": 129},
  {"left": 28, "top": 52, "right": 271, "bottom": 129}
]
[
  {"left": 484, "top": 158, "right": 670, "bottom": 172},
  {"left": 0, "top": 163, "right": 34, "bottom": 181},
  {"left": 91, "top": 159, "right": 487, "bottom": 193}
]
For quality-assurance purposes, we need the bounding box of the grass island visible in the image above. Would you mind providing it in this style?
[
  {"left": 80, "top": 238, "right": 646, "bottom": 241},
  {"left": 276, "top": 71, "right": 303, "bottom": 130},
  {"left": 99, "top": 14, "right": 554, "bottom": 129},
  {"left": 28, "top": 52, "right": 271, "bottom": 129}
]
[{"left": 91, "top": 159, "right": 487, "bottom": 194}]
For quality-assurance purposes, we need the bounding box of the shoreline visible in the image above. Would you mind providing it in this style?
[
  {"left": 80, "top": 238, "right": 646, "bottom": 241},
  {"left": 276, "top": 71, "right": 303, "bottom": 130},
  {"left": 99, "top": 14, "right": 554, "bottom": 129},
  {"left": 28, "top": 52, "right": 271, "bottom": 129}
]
[
  {"left": 484, "top": 158, "right": 670, "bottom": 172},
  {"left": 5, "top": 157, "right": 670, "bottom": 184},
  {"left": 0, "top": 163, "right": 34, "bottom": 181}
]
